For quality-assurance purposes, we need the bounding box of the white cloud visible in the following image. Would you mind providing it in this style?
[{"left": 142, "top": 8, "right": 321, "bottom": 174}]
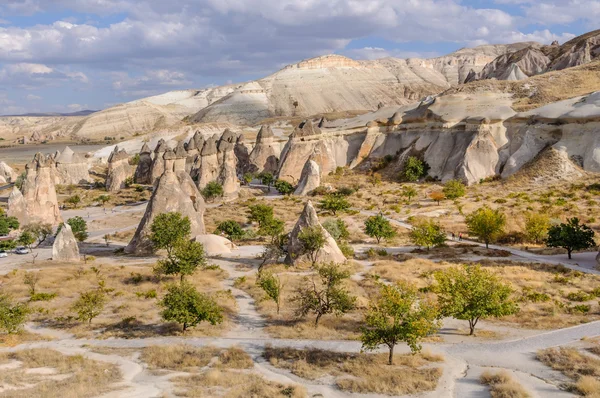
[
  {"left": 342, "top": 47, "right": 441, "bottom": 60},
  {"left": 26, "top": 94, "right": 41, "bottom": 100},
  {"left": 0, "top": 62, "right": 89, "bottom": 89}
]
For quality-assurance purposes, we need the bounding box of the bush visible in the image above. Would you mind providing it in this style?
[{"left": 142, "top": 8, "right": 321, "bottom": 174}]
[
  {"left": 201, "top": 181, "right": 224, "bottom": 202},
  {"left": 443, "top": 179, "right": 466, "bottom": 199},
  {"left": 364, "top": 214, "right": 396, "bottom": 244},
  {"left": 0, "top": 294, "right": 29, "bottom": 333},
  {"left": 319, "top": 194, "right": 350, "bottom": 215},
  {"left": 30, "top": 292, "right": 57, "bottom": 302},
  {"left": 160, "top": 282, "right": 223, "bottom": 332},
  {"left": 274, "top": 179, "right": 295, "bottom": 195},
  {"left": 401, "top": 157, "right": 428, "bottom": 182},
  {"left": 409, "top": 218, "right": 446, "bottom": 249},
  {"left": 338, "top": 241, "right": 355, "bottom": 259},
  {"left": 569, "top": 304, "right": 591, "bottom": 314},
  {"left": 566, "top": 291, "right": 592, "bottom": 302},
  {"left": 215, "top": 220, "right": 244, "bottom": 242},
  {"left": 322, "top": 218, "right": 350, "bottom": 242}
]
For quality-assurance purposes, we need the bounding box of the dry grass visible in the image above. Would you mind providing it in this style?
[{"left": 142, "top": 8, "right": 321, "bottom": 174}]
[
  {"left": 172, "top": 369, "right": 306, "bottom": 398},
  {"left": 0, "top": 331, "right": 49, "bottom": 347},
  {"left": 0, "top": 348, "right": 121, "bottom": 398},
  {"left": 537, "top": 347, "right": 600, "bottom": 396},
  {"left": 216, "top": 346, "right": 254, "bottom": 369},
  {"left": 0, "top": 264, "right": 236, "bottom": 339},
  {"left": 141, "top": 345, "right": 220, "bottom": 371},
  {"left": 264, "top": 346, "right": 443, "bottom": 395},
  {"left": 480, "top": 370, "right": 531, "bottom": 398}
]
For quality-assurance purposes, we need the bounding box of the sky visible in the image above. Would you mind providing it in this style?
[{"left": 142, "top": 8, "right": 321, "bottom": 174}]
[{"left": 0, "top": 0, "right": 597, "bottom": 115}]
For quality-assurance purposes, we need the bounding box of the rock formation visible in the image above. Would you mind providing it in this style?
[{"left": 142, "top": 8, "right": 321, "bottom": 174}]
[
  {"left": 54, "top": 146, "right": 91, "bottom": 185},
  {"left": 150, "top": 139, "right": 169, "bottom": 184},
  {"left": 286, "top": 201, "right": 346, "bottom": 265},
  {"left": 185, "top": 131, "right": 204, "bottom": 173},
  {"left": 234, "top": 134, "right": 250, "bottom": 176},
  {"left": 0, "top": 161, "right": 17, "bottom": 183},
  {"left": 134, "top": 143, "right": 153, "bottom": 184},
  {"left": 217, "top": 130, "right": 240, "bottom": 197},
  {"left": 194, "top": 234, "right": 237, "bottom": 256},
  {"left": 197, "top": 137, "right": 220, "bottom": 189},
  {"left": 52, "top": 223, "right": 80, "bottom": 262},
  {"left": 294, "top": 159, "right": 321, "bottom": 196},
  {"left": 8, "top": 154, "right": 62, "bottom": 227},
  {"left": 106, "top": 146, "right": 133, "bottom": 192},
  {"left": 248, "top": 125, "right": 279, "bottom": 174}
]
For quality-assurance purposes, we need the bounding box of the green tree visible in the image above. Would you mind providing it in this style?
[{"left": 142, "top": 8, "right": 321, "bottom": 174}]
[
  {"left": 443, "top": 179, "right": 466, "bottom": 200},
  {"left": 72, "top": 289, "right": 106, "bottom": 325},
  {"left": 0, "top": 215, "right": 19, "bottom": 235},
  {"left": 319, "top": 194, "right": 350, "bottom": 215},
  {"left": 293, "top": 263, "right": 356, "bottom": 326},
  {"left": 434, "top": 264, "right": 518, "bottom": 335},
  {"left": 0, "top": 294, "right": 29, "bottom": 334},
  {"left": 401, "top": 186, "right": 418, "bottom": 203},
  {"left": 402, "top": 156, "right": 428, "bottom": 182},
  {"left": 274, "top": 179, "right": 295, "bottom": 195},
  {"left": 67, "top": 216, "right": 89, "bottom": 242},
  {"left": 150, "top": 212, "right": 191, "bottom": 257},
  {"left": 66, "top": 194, "right": 81, "bottom": 208},
  {"left": 258, "top": 172, "right": 275, "bottom": 188},
  {"left": 364, "top": 214, "right": 396, "bottom": 244},
  {"left": 201, "top": 181, "right": 224, "bottom": 202},
  {"left": 23, "top": 272, "right": 41, "bottom": 295},
  {"left": 215, "top": 220, "right": 244, "bottom": 242},
  {"left": 409, "top": 219, "right": 446, "bottom": 249},
  {"left": 160, "top": 282, "right": 223, "bottom": 332},
  {"left": 298, "top": 226, "right": 326, "bottom": 266},
  {"left": 242, "top": 173, "right": 254, "bottom": 185},
  {"left": 525, "top": 213, "right": 550, "bottom": 244},
  {"left": 322, "top": 218, "right": 350, "bottom": 242},
  {"left": 158, "top": 240, "right": 207, "bottom": 282},
  {"left": 257, "top": 272, "right": 283, "bottom": 314},
  {"left": 258, "top": 217, "right": 284, "bottom": 242},
  {"left": 97, "top": 195, "right": 110, "bottom": 208},
  {"left": 23, "top": 223, "right": 53, "bottom": 247},
  {"left": 465, "top": 207, "right": 506, "bottom": 248},
  {"left": 546, "top": 217, "right": 596, "bottom": 259},
  {"left": 361, "top": 282, "right": 440, "bottom": 365},
  {"left": 247, "top": 204, "right": 274, "bottom": 228},
  {"left": 17, "top": 231, "right": 36, "bottom": 249}
]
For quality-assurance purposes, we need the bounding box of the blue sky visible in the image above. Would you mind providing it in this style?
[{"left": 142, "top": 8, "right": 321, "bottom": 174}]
[{"left": 0, "top": 0, "right": 596, "bottom": 115}]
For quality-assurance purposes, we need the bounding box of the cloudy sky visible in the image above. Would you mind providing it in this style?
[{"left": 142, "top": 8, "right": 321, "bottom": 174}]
[{"left": 0, "top": 0, "right": 596, "bottom": 115}]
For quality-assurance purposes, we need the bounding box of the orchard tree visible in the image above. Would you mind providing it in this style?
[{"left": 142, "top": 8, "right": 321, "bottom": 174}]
[
  {"left": 546, "top": 217, "right": 596, "bottom": 259},
  {"left": 401, "top": 186, "right": 418, "bottom": 203},
  {"left": 465, "top": 207, "right": 506, "bottom": 248},
  {"left": 17, "top": 231, "right": 36, "bottom": 250},
  {"left": 525, "top": 213, "right": 550, "bottom": 244},
  {"left": 67, "top": 217, "right": 89, "bottom": 242},
  {"left": 298, "top": 226, "right": 326, "bottom": 266},
  {"left": 434, "top": 264, "right": 518, "bottom": 335},
  {"left": 364, "top": 214, "right": 396, "bottom": 244},
  {"left": 319, "top": 194, "right": 350, "bottom": 215},
  {"left": 361, "top": 282, "right": 440, "bottom": 365},
  {"left": 160, "top": 282, "right": 223, "bottom": 332},
  {"left": 0, "top": 215, "right": 19, "bottom": 235},
  {"left": 150, "top": 212, "right": 191, "bottom": 257},
  {"left": 201, "top": 181, "right": 224, "bottom": 202},
  {"left": 409, "top": 219, "right": 446, "bottom": 250},
  {"left": 293, "top": 263, "right": 356, "bottom": 327},
  {"left": 258, "top": 217, "right": 284, "bottom": 242},
  {"left": 257, "top": 272, "right": 283, "bottom": 313},
  {"left": 443, "top": 179, "right": 466, "bottom": 200},
  {"left": 0, "top": 294, "right": 30, "bottom": 334},
  {"left": 215, "top": 220, "right": 244, "bottom": 242},
  {"left": 158, "top": 240, "right": 207, "bottom": 282},
  {"left": 72, "top": 289, "right": 106, "bottom": 325}
]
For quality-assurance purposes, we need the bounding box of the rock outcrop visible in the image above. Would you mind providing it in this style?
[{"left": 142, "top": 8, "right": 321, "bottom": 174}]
[
  {"left": 150, "top": 139, "right": 169, "bottom": 184},
  {"left": 194, "top": 234, "right": 237, "bottom": 256},
  {"left": 0, "top": 161, "right": 17, "bottom": 183},
  {"left": 52, "top": 223, "right": 80, "bottom": 262},
  {"left": 294, "top": 159, "right": 321, "bottom": 196},
  {"left": 234, "top": 134, "right": 251, "bottom": 176},
  {"left": 8, "top": 154, "right": 62, "bottom": 226},
  {"left": 217, "top": 130, "right": 240, "bottom": 198},
  {"left": 248, "top": 126, "right": 279, "bottom": 174},
  {"left": 185, "top": 131, "right": 204, "bottom": 173},
  {"left": 106, "top": 146, "right": 133, "bottom": 192},
  {"left": 285, "top": 201, "right": 346, "bottom": 265},
  {"left": 134, "top": 143, "right": 153, "bottom": 184},
  {"left": 196, "top": 137, "right": 220, "bottom": 189},
  {"left": 54, "top": 146, "right": 91, "bottom": 185}
]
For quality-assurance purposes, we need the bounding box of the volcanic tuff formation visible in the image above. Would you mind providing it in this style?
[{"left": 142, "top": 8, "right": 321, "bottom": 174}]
[
  {"left": 52, "top": 223, "right": 80, "bottom": 262},
  {"left": 0, "top": 161, "right": 17, "bottom": 183},
  {"left": 106, "top": 146, "right": 134, "bottom": 192},
  {"left": 248, "top": 126, "right": 280, "bottom": 174},
  {"left": 134, "top": 143, "right": 153, "bottom": 184},
  {"left": 54, "top": 146, "right": 91, "bottom": 185},
  {"left": 294, "top": 159, "right": 321, "bottom": 196}
]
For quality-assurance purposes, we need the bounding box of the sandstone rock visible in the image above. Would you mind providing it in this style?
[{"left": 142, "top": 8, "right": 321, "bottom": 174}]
[
  {"left": 294, "top": 160, "right": 320, "bottom": 196},
  {"left": 248, "top": 125, "right": 279, "bottom": 174},
  {"left": 106, "top": 146, "right": 133, "bottom": 192},
  {"left": 194, "top": 234, "right": 237, "bottom": 256},
  {"left": 234, "top": 134, "right": 250, "bottom": 176},
  {"left": 54, "top": 146, "right": 91, "bottom": 185},
  {"left": 197, "top": 137, "right": 220, "bottom": 189},
  {"left": 134, "top": 143, "right": 153, "bottom": 184},
  {"left": 150, "top": 139, "right": 169, "bottom": 184},
  {"left": 125, "top": 169, "right": 206, "bottom": 255},
  {"left": 52, "top": 223, "right": 80, "bottom": 262},
  {"left": 285, "top": 201, "right": 346, "bottom": 265},
  {"left": 217, "top": 130, "right": 240, "bottom": 198},
  {"left": 0, "top": 161, "right": 17, "bottom": 183},
  {"left": 185, "top": 131, "right": 204, "bottom": 173},
  {"left": 7, "top": 187, "right": 27, "bottom": 224}
]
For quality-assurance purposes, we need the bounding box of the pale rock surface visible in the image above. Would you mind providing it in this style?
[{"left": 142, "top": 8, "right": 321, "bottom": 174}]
[
  {"left": 52, "top": 223, "right": 80, "bottom": 262},
  {"left": 234, "top": 134, "right": 251, "bottom": 175},
  {"left": 134, "top": 143, "right": 153, "bottom": 184},
  {"left": 294, "top": 160, "right": 321, "bottom": 196},
  {"left": 248, "top": 125, "right": 279, "bottom": 174},
  {"left": 54, "top": 146, "right": 91, "bottom": 185},
  {"left": 106, "top": 146, "right": 134, "bottom": 192},
  {"left": 285, "top": 201, "right": 346, "bottom": 265},
  {"left": 194, "top": 234, "right": 237, "bottom": 256},
  {"left": 150, "top": 139, "right": 169, "bottom": 184},
  {"left": 197, "top": 137, "right": 220, "bottom": 189},
  {"left": 217, "top": 130, "right": 240, "bottom": 197},
  {"left": 0, "top": 161, "right": 17, "bottom": 183}
]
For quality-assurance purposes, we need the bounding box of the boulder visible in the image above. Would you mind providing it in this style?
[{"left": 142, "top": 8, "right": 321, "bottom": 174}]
[
  {"left": 125, "top": 169, "right": 206, "bottom": 255},
  {"left": 52, "top": 223, "right": 80, "bottom": 262},
  {"left": 54, "top": 146, "right": 91, "bottom": 185},
  {"left": 0, "top": 161, "right": 18, "bottom": 183},
  {"left": 294, "top": 159, "right": 320, "bottom": 196},
  {"left": 285, "top": 201, "right": 346, "bottom": 265},
  {"left": 134, "top": 143, "right": 153, "bottom": 184},
  {"left": 248, "top": 125, "right": 279, "bottom": 174},
  {"left": 106, "top": 146, "right": 133, "bottom": 192},
  {"left": 194, "top": 234, "right": 237, "bottom": 256}
]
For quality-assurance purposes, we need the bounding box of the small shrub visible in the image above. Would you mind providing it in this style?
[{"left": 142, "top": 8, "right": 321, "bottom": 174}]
[
  {"left": 569, "top": 304, "right": 591, "bottom": 314},
  {"left": 30, "top": 292, "right": 57, "bottom": 302},
  {"left": 566, "top": 291, "right": 592, "bottom": 302}
]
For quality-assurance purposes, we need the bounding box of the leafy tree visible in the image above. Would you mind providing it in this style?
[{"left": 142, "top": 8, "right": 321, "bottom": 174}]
[
  {"left": 258, "top": 217, "right": 284, "bottom": 242},
  {"left": 361, "top": 282, "right": 440, "bottom": 364},
  {"left": 258, "top": 172, "right": 275, "bottom": 188},
  {"left": 402, "top": 157, "right": 428, "bottom": 182},
  {"left": 66, "top": 194, "right": 81, "bottom": 208},
  {"left": 160, "top": 282, "right": 223, "bottom": 332},
  {"left": 429, "top": 191, "right": 445, "bottom": 205},
  {"left": 23, "top": 272, "right": 41, "bottom": 295},
  {"left": 242, "top": 173, "right": 254, "bottom": 185},
  {"left": 368, "top": 172, "right": 382, "bottom": 187},
  {"left": 215, "top": 220, "right": 244, "bottom": 242},
  {"left": 257, "top": 272, "right": 283, "bottom": 313},
  {"left": 525, "top": 213, "right": 551, "bottom": 244},
  {"left": 409, "top": 219, "right": 446, "bottom": 249},
  {"left": 293, "top": 263, "right": 356, "bottom": 326},
  {"left": 434, "top": 264, "right": 518, "bottom": 335},
  {"left": 150, "top": 212, "right": 191, "bottom": 257},
  {"left": 23, "top": 223, "right": 53, "bottom": 247},
  {"left": 319, "top": 194, "right": 350, "bottom": 215},
  {"left": 97, "top": 195, "right": 110, "bottom": 208},
  {"left": 298, "top": 226, "right": 326, "bottom": 266},
  {"left": 67, "top": 216, "right": 89, "bottom": 242},
  {"left": 465, "top": 207, "right": 506, "bottom": 248},
  {"left": 247, "top": 204, "right": 274, "bottom": 228},
  {"left": 274, "top": 179, "right": 295, "bottom": 195},
  {"left": 443, "top": 179, "right": 466, "bottom": 199},
  {"left": 158, "top": 240, "right": 207, "bottom": 282},
  {"left": 0, "top": 215, "right": 19, "bottom": 235},
  {"left": 17, "top": 231, "right": 36, "bottom": 249},
  {"left": 259, "top": 234, "right": 288, "bottom": 272},
  {"left": 72, "top": 289, "right": 106, "bottom": 325},
  {"left": 0, "top": 294, "right": 29, "bottom": 334},
  {"left": 201, "top": 181, "right": 224, "bottom": 202},
  {"left": 322, "top": 218, "right": 349, "bottom": 242},
  {"left": 401, "top": 186, "right": 418, "bottom": 203},
  {"left": 546, "top": 217, "right": 596, "bottom": 259},
  {"left": 364, "top": 214, "right": 396, "bottom": 244}
]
